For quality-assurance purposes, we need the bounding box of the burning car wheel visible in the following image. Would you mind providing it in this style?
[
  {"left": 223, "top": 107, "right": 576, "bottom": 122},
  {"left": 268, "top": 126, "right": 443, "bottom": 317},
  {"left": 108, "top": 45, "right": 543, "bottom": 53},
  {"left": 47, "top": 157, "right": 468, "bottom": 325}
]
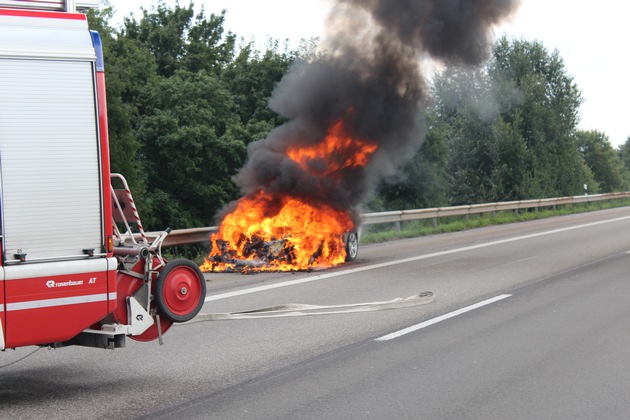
[
  {"left": 155, "top": 259, "right": 207, "bottom": 323},
  {"left": 345, "top": 231, "right": 359, "bottom": 262}
]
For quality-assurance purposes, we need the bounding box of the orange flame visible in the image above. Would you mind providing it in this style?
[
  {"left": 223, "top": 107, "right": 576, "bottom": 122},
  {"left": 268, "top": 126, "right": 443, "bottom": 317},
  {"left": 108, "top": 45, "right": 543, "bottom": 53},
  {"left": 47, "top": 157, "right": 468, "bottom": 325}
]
[
  {"left": 287, "top": 119, "right": 378, "bottom": 178},
  {"left": 201, "top": 117, "right": 377, "bottom": 272},
  {"left": 200, "top": 191, "right": 354, "bottom": 272}
]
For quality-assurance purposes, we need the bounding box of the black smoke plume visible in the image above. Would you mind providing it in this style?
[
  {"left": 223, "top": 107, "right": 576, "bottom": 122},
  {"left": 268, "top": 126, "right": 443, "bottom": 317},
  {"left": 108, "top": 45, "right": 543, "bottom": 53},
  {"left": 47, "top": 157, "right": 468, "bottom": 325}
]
[{"left": 227, "top": 0, "right": 520, "bottom": 226}]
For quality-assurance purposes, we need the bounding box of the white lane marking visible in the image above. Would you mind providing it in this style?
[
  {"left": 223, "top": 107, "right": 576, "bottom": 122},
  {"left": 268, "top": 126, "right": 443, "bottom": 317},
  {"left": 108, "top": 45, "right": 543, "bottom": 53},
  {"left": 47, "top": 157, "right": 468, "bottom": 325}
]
[
  {"left": 375, "top": 294, "right": 512, "bottom": 342},
  {"left": 205, "top": 215, "right": 630, "bottom": 303}
]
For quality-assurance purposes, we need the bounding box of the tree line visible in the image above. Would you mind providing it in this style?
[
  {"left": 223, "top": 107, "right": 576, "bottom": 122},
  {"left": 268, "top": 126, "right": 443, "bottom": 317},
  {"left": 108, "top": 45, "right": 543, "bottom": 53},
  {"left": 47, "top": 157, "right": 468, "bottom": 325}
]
[{"left": 88, "top": 2, "right": 630, "bottom": 231}]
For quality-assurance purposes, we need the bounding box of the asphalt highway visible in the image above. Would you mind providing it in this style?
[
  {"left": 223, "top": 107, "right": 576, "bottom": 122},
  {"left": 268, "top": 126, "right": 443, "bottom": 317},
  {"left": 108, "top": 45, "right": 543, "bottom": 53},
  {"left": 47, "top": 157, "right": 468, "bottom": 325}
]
[{"left": 2, "top": 207, "right": 630, "bottom": 419}]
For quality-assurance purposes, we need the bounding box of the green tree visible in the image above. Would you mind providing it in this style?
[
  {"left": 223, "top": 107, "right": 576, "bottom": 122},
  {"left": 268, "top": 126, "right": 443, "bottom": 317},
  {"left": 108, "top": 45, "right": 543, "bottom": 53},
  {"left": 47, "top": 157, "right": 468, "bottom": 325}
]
[
  {"left": 87, "top": 3, "right": 153, "bottom": 203},
  {"left": 122, "top": 1, "right": 235, "bottom": 77},
  {"left": 576, "top": 130, "right": 627, "bottom": 192},
  {"left": 432, "top": 37, "right": 594, "bottom": 206},
  {"left": 137, "top": 70, "right": 246, "bottom": 229},
  {"left": 94, "top": 2, "right": 251, "bottom": 229},
  {"left": 183, "top": 9, "right": 236, "bottom": 74},
  {"left": 375, "top": 113, "right": 450, "bottom": 210},
  {"left": 618, "top": 138, "right": 630, "bottom": 189},
  {"left": 221, "top": 42, "right": 296, "bottom": 143},
  {"left": 490, "top": 37, "right": 591, "bottom": 197},
  {"left": 431, "top": 65, "right": 531, "bottom": 204},
  {"left": 617, "top": 137, "right": 630, "bottom": 171}
]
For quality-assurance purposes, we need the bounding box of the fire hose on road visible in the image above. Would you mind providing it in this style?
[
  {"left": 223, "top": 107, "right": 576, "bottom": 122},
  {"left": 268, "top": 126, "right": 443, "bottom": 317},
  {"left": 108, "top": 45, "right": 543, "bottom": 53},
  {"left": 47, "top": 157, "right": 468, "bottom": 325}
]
[{"left": 178, "top": 291, "right": 434, "bottom": 322}]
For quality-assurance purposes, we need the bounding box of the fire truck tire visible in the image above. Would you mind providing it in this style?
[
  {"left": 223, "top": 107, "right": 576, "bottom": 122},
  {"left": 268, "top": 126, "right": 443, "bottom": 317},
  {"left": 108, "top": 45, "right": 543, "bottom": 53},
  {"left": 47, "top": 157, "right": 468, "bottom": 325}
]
[
  {"left": 155, "top": 259, "right": 207, "bottom": 323},
  {"left": 345, "top": 231, "right": 359, "bottom": 262}
]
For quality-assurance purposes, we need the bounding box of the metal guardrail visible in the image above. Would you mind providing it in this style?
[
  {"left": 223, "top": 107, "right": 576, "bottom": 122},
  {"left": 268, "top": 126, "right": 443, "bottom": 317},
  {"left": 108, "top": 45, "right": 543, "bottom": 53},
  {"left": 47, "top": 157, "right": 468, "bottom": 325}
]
[
  {"left": 153, "top": 192, "right": 630, "bottom": 247},
  {"left": 360, "top": 192, "right": 630, "bottom": 226}
]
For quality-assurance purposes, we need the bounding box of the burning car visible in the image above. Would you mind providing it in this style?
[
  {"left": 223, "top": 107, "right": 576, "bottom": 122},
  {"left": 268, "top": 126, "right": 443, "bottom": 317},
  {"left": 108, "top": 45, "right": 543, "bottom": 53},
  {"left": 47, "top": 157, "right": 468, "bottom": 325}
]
[
  {"left": 200, "top": 117, "right": 370, "bottom": 273},
  {"left": 200, "top": 190, "right": 360, "bottom": 273},
  {"left": 201, "top": 228, "right": 359, "bottom": 273}
]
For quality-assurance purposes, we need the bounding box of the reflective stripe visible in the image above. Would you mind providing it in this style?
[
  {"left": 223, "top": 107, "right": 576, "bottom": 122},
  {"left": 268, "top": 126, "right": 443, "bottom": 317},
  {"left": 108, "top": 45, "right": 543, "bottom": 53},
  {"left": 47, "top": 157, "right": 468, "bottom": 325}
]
[
  {"left": 0, "top": 304, "right": 3, "bottom": 311},
  {"left": 108, "top": 292, "right": 116, "bottom": 300},
  {"left": 7, "top": 293, "right": 108, "bottom": 311}
]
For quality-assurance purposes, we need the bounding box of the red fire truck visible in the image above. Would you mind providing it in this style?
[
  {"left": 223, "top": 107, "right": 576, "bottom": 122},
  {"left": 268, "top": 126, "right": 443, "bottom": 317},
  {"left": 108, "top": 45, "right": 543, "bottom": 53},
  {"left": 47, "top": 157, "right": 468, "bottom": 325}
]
[{"left": 0, "top": 0, "right": 206, "bottom": 351}]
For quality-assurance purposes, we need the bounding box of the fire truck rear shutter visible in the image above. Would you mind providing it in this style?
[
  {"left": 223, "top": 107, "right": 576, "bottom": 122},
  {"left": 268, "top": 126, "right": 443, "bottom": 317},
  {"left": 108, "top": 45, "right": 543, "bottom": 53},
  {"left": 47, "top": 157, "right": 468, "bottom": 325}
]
[{"left": 0, "top": 13, "right": 103, "bottom": 263}]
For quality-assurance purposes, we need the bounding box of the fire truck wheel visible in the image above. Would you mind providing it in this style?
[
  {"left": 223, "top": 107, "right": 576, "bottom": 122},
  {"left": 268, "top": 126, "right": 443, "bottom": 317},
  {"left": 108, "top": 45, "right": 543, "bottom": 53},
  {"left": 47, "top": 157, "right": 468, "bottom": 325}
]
[
  {"left": 155, "top": 259, "right": 207, "bottom": 323},
  {"left": 345, "top": 231, "right": 359, "bottom": 262}
]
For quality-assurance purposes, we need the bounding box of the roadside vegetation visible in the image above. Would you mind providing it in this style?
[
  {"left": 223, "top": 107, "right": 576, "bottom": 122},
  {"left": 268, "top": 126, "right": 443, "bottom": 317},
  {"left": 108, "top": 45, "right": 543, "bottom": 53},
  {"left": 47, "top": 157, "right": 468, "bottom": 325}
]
[{"left": 89, "top": 2, "right": 630, "bottom": 236}]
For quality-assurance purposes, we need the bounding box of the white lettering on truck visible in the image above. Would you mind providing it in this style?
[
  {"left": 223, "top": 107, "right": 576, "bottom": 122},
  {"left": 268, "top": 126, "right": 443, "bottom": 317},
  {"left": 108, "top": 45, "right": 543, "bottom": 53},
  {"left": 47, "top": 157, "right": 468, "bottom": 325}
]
[{"left": 46, "top": 280, "right": 84, "bottom": 288}]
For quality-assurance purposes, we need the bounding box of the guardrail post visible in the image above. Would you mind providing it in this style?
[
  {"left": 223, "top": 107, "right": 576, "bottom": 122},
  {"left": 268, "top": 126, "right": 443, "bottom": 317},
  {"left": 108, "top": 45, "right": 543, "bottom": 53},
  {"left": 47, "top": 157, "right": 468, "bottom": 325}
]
[
  {"left": 395, "top": 221, "right": 401, "bottom": 232},
  {"left": 432, "top": 217, "right": 437, "bottom": 228}
]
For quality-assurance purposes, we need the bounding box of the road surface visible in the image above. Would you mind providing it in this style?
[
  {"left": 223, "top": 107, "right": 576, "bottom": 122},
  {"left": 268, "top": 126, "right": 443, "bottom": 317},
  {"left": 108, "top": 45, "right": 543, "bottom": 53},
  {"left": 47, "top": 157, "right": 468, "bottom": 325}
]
[{"left": 1, "top": 207, "right": 630, "bottom": 419}]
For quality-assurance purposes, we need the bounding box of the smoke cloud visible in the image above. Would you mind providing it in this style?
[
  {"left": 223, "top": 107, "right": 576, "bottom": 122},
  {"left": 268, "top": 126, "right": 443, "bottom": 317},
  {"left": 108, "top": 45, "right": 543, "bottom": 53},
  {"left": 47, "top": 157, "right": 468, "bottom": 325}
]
[{"left": 229, "top": 0, "right": 520, "bottom": 226}]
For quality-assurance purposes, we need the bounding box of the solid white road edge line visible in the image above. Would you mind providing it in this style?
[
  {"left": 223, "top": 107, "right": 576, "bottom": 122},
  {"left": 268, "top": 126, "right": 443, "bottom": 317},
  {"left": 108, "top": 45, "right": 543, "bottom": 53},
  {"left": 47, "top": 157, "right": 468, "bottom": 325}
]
[
  {"left": 375, "top": 294, "right": 512, "bottom": 342},
  {"left": 204, "top": 215, "right": 630, "bottom": 303}
]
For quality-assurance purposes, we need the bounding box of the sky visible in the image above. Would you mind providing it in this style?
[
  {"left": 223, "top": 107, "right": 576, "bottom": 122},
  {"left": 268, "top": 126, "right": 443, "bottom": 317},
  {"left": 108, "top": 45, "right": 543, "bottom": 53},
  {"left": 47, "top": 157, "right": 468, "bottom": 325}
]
[{"left": 110, "top": 0, "right": 630, "bottom": 147}]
